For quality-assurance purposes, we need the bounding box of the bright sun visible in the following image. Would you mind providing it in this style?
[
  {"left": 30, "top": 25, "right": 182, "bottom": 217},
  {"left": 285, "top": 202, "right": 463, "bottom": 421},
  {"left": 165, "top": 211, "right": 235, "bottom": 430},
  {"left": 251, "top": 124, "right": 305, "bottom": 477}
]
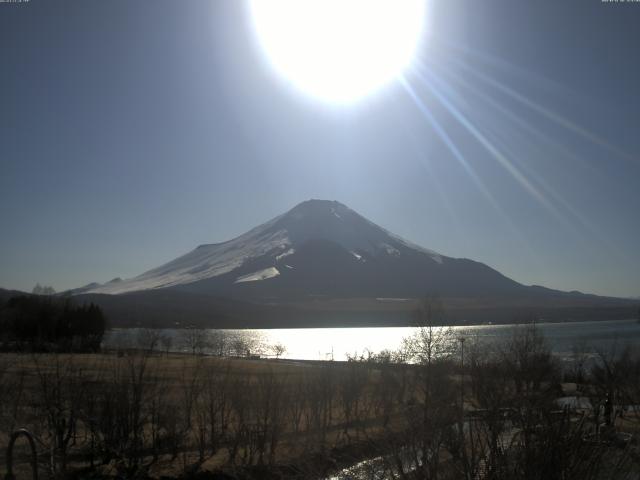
[{"left": 250, "top": 0, "right": 426, "bottom": 104}]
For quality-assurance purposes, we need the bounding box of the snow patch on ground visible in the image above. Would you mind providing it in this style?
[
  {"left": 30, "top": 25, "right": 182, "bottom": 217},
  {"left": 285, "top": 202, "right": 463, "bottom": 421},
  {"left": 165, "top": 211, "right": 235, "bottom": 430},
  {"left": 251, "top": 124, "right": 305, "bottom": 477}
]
[{"left": 235, "top": 267, "right": 280, "bottom": 283}]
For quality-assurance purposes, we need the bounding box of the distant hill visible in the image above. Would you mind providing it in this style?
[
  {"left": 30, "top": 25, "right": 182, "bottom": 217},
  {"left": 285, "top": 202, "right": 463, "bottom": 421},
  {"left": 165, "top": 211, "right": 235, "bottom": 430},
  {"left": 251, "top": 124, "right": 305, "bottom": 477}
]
[
  {"left": 69, "top": 290, "right": 636, "bottom": 329},
  {"left": 0, "top": 288, "right": 29, "bottom": 303}
]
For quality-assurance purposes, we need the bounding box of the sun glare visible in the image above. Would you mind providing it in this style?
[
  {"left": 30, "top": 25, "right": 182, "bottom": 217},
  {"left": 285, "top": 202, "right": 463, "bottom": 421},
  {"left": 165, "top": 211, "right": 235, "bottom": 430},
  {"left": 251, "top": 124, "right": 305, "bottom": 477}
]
[{"left": 250, "top": 0, "right": 426, "bottom": 104}]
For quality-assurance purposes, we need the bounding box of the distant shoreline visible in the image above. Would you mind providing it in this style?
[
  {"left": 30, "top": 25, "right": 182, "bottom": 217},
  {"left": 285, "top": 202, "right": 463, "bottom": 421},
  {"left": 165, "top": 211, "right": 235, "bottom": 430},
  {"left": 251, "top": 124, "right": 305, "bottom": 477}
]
[{"left": 106, "top": 316, "right": 637, "bottom": 331}]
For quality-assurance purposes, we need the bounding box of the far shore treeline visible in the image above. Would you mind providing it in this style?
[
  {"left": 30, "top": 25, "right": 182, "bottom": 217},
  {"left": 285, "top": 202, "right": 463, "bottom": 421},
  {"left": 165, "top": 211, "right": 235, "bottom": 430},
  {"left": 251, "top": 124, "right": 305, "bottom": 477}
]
[{"left": 0, "top": 294, "right": 107, "bottom": 352}]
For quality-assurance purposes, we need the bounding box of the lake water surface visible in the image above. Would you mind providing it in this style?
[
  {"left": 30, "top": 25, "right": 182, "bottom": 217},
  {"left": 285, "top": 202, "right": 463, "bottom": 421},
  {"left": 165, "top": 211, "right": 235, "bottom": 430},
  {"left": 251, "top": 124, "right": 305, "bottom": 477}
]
[{"left": 103, "top": 318, "right": 640, "bottom": 361}]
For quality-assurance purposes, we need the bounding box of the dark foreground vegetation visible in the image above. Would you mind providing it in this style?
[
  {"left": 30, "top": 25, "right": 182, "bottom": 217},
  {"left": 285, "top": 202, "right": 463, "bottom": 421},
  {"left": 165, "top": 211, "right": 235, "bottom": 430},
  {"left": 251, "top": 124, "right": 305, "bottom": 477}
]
[
  {"left": 1, "top": 301, "right": 640, "bottom": 479},
  {"left": 0, "top": 295, "right": 107, "bottom": 352}
]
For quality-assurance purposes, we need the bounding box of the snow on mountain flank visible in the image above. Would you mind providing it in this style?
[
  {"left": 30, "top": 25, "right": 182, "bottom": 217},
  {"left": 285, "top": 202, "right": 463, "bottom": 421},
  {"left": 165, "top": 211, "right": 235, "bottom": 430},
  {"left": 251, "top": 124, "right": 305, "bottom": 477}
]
[
  {"left": 235, "top": 267, "right": 280, "bottom": 283},
  {"left": 351, "top": 251, "right": 364, "bottom": 261},
  {"left": 89, "top": 226, "right": 290, "bottom": 294},
  {"left": 380, "top": 243, "right": 400, "bottom": 256},
  {"left": 275, "top": 248, "right": 295, "bottom": 261}
]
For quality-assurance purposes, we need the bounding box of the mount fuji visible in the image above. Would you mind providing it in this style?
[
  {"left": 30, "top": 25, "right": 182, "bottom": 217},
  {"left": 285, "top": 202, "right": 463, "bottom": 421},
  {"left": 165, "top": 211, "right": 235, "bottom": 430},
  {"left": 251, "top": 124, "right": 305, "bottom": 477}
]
[
  {"left": 81, "top": 199, "right": 526, "bottom": 299},
  {"left": 67, "top": 200, "right": 634, "bottom": 327}
]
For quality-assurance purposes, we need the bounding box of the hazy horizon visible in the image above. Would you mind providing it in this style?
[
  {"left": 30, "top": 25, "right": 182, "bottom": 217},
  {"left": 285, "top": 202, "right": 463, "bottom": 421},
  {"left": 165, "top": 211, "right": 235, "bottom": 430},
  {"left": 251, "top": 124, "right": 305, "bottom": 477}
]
[{"left": 1, "top": 0, "right": 639, "bottom": 298}]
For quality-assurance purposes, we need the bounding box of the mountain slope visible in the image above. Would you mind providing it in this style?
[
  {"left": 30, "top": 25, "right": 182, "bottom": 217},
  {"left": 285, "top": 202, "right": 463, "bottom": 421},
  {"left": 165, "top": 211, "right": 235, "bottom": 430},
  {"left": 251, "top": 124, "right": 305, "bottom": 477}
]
[{"left": 84, "top": 199, "right": 530, "bottom": 299}]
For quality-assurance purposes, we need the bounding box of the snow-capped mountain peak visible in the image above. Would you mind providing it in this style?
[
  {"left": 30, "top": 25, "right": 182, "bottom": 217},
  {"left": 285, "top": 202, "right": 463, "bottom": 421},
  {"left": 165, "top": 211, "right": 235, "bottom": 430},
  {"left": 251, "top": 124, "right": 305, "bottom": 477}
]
[{"left": 84, "top": 200, "right": 445, "bottom": 295}]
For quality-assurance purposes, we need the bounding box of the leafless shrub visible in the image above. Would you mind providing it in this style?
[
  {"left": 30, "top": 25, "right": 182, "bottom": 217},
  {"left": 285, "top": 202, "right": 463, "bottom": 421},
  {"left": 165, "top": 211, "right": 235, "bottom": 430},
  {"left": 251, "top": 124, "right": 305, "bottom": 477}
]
[{"left": 31, "top": 354, "right": 86, "bottom": 474}]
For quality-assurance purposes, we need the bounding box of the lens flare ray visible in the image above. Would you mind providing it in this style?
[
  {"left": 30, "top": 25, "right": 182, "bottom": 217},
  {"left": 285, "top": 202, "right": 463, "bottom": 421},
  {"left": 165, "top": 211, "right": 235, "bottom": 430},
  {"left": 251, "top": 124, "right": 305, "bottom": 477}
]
[
  {"left": 412, "top": 67, "right": 560, "bottom": 218},
  {"left": 447, "top": 56, "right": 635, "bottom": 163}
]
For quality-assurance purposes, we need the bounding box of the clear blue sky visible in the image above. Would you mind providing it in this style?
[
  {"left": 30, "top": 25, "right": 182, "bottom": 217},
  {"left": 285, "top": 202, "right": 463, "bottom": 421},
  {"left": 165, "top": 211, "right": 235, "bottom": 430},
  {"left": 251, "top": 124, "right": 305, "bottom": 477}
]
[{"left": 1, "top": 0, "right": 639, "bottom": 297}]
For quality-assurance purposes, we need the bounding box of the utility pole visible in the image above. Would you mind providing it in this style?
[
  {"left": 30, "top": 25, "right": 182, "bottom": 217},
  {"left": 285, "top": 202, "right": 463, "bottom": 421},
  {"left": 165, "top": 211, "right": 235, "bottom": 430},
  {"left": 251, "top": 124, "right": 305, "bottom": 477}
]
[
  {"left": 458, "top": 336, "right": 468, "bottom": 478},
  {"left": 458, "top": 336, "right": 465, "bottom": 416}
]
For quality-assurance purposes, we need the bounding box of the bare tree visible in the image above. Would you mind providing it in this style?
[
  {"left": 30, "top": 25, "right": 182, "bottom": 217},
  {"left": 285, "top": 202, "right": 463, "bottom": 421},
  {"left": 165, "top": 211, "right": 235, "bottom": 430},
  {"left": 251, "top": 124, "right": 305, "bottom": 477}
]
[
  {"left": 209, "top": 330, "right": 229, "bottom": 356},
  {"left": 271, "top": 342, "right": 287, "bottom": 359},
  {"left": 181, "top": 326, "right": 210, "bottom": 355},
  {"left": 160, "top": 332, "right": 173, "bottom": 356},
  {"left": 0, "top": 356, "right": 26, "bottom": 436},
  {"left": 338, "top": 362, "right": 369, "bottom": 442},
  {"left": 136, "top": 328, "right": 162, "bottom": 354},
  {"left": 32, "top": 283, "right": 56, "bottom": 295},
  {"left": 32, "top": 354, "right": 85, "bottom": 475}
]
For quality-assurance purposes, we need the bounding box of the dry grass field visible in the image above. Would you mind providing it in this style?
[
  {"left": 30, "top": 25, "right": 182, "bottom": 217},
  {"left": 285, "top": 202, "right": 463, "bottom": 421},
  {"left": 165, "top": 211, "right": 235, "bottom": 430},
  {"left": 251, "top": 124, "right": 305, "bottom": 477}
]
[{"left": 0, "top": 351, "right": 416, "bottom": 479}]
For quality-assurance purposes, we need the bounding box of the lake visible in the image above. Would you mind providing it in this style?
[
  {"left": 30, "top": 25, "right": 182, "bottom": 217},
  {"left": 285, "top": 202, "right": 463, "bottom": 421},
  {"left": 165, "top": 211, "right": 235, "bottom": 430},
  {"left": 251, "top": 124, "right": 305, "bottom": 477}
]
[{"left": 103, "top": 318, "right": 640, "bottom": 361}]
